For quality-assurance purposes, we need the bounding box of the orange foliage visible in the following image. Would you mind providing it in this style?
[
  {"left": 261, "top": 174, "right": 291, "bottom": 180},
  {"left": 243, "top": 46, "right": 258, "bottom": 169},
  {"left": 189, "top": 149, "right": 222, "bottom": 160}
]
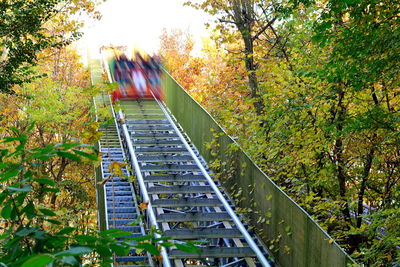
[
  {"left": 159, "top": 29, "right": 204, "bottom": 91},
  {"left": 38, "top": 46, "right": 90, "bottom": 88}
]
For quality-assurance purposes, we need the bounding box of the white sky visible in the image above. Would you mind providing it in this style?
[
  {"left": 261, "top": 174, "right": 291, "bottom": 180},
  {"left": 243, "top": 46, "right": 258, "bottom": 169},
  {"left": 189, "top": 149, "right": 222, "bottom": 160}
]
[{"left": 78, "top": 0, "right": 212, "bottom": 59}]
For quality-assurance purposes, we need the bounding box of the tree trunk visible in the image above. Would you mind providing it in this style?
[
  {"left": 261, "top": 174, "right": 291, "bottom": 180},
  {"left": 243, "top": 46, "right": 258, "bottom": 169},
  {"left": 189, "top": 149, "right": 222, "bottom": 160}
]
[
  {"left": 356, "top": 145, "right": 374, "bottom": 228},
  {"left": 242, "top": 35, "right": 263, "bottom": 115},
  {"left": 51, "top": 157, "right": 68, "bottom": 207},
  {"left": 355, "top": 86, "right": 380, "bottom": 226},
  {"left": 333, "top": 87, "right": 351, "bottom": 223},
  {"left": 231, "top": 0, "right": 264, "bottom": 115}
]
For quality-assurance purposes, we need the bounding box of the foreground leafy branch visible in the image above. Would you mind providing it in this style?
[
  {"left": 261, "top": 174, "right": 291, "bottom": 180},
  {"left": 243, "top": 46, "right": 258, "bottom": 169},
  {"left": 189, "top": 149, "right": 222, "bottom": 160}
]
[{"left": 0, "top": 124, "right": 200, "bottom": 266}]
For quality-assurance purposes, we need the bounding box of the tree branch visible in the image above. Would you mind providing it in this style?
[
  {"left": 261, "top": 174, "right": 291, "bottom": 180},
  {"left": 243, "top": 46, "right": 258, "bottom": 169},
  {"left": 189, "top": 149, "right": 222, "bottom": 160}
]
[
  {"left": 252, "top": 17, "right": 276, "bottom": 41},
  {"left": 218, "top": 18, "right": 237, "bottom": 25}
]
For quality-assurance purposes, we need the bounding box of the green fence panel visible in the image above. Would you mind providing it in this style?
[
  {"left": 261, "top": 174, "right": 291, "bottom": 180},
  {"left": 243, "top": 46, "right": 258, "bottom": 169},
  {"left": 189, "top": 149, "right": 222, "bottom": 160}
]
[{"left": 162, "top": 71, "right": 355, "bottom": 267}]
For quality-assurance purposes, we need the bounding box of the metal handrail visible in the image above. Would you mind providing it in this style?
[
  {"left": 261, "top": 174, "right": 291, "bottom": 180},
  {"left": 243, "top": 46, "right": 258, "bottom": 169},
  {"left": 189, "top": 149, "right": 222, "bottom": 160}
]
[
  {"left": 93, "top": 96, "right": 112, "bottom": 267},
  {"left": 153, "top": 96, "right": 271, "bottom": 267},
  {"left": 108, "top": 95, "right": 154, "bottom": 267},
  {"left": 100, "top": 53, "right": 164, "bottom": 266}
]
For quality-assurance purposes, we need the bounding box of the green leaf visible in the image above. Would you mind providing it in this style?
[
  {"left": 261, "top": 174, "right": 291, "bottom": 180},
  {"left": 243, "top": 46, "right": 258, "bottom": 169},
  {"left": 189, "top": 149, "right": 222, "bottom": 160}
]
[
  {"left": 55, "top": 246, "right": 93, "bottom": 257},
  {"left": 75, "top": 234, "right": 98, "bottom": 244},
  {"left": 99, "top": 229, "right": 132, "bottom": 238},
  {"left": 2, "top": 136, "right": 25, "bottom": 143},
  {"left": 95, "top": 245, "right": 112, "bottom": 257},
  {"left": 128, "top": 215, "right": 142, "bottom": 226},
  {"left": 72, "top": 149, "right": 98, "bottom": 161},
  {"left": 175, "top": 243, "right": 200, "bottom": 254},
  {"left": 124, "top": 235, "right": 153, "bottom": 242},
  {"left": 0, "top": 162, "right": 10, "bottom": 169},
  {"left": 9, "top": 127, "right": 20, "bottom": 134},
  {"left": 34, "top": 178, "right": 55, "bottom": 186},
  {"left": 153, "top": 236, "right": 171, "bottom": 242},
  {"left": 22, "top": 202, "right": 36, "bottom": 217},
  {"left": 21, "top": 254, "right": 54, "bottom": 267},
  {"left": 41, "top": 187, "right": 59, "bottom": 193},
  {"left": 57, "top": 227, "right": 76, "bottom": 235},
  {"left": 39, "top": 208, "right": 56, "bottom": 216},
  {"left": 135, "top": 243, "right": 160, "bottom": 255},
  {"left": 159, "top": 242, "right": 174, "bottom": 248},
  {"left": 3, "top": 234, "right": 21, "bottom": 248},
  {"left": 33, "top": 230, "right": 46, "bottom": 240},
  {"left": 27, "top": 122, "right": 35, "bottom": 133},
  {"left": 0, "top": 192, "right": 8, "bottom": 205},
  {"left": 46, "top": 219, "right": 62, "bottom": 225},
  {"left": 56, "top": 151, "right": 81, "bottom": 162},
  {"left": 16, "top": 227, "right": 36, "bottom": 237},
  {"left": 1, "top": 205, "right": 12, "bottom": 219},
  {"left": 110, "top": 231, "right": 132, "bottom": 238},
  {"left": 35, "top": 155, "right": 51, "bottom": 161},
  {"left": 7, "top": 185, "right": 32, "bottom": 192},
  {"left": 59, "top": 256, "right": 78, "bottom": 265},
  {"left": 0, "top": 170, "right": 20, "bottom": 182},
  {"left": 110, "top": 244, "right": 129, "bottom": 256},
  {"left": 24, "top": 170, "right": 33, "bottom": 179},
  {"left": 55, "top": 143, "right": 80, "bottom": 149}
]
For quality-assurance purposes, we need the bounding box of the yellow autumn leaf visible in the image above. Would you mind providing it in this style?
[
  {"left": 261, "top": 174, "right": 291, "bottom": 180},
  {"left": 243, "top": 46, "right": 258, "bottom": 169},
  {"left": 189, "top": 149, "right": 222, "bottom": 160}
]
[
  {"left": 108, "top": 161, "right": 126, "bottom": 176},
  {"left": 139, "top": 202, "right": 149, "bottom": 211},
  {"left": 154, "top": 254, "right": 163, "bottom": 262}
]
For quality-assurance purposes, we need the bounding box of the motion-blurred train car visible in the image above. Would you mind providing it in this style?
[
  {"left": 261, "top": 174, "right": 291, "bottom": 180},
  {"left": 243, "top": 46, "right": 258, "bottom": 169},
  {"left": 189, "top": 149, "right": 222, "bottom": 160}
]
[{"left": 102, "top": 47, "right": 163, "bottom": 102}]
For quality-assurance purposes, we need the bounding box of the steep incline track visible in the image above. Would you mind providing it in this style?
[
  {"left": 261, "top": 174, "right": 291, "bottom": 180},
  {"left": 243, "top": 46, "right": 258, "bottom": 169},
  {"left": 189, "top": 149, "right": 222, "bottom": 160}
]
[
  {"left": 116, "top": 98, "right": 273, "bottom": 267},
  {"left": 95, "top": 95, "right": 152, "bottom": 267}
]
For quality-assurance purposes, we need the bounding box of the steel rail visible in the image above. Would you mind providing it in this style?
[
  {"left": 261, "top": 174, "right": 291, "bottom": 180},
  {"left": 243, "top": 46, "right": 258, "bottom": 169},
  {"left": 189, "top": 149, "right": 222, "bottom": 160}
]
[
  {"left": 93, "top": 96, "right": 111, "bottom": 232},
  {"left": 93, "top": 96, "right": 112, "bottom": 267},
  {"left": 118, "top": 109, "right": 172, "bottom": 267},
  {"left": 152, "top": 95, "right": 271, "bottom": 267},
  {"left": 99, "top": 55, "right": 166, "bottom": 265},
  {"left": 108, "top": 95, "right": 154, "bottom": 266},
  {"left": 101, "top": 53, "right": 269, "bottom": 264}
]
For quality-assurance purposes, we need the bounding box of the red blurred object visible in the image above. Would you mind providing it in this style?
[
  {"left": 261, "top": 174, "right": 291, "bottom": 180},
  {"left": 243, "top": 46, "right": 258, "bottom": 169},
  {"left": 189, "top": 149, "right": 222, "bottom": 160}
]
[{"left": 111, "top": 53, "right": 164, "bottom": 102}]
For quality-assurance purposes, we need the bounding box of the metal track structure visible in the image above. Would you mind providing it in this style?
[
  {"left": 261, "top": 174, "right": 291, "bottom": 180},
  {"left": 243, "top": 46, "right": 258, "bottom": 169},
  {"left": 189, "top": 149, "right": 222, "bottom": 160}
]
[
  {"left": 116, "top": 97, "right": 274, "bottom": 267},
  {"left": 91, "top": 56, "right": 355, "bottom": 267},
  {"left": 94, "top": 94, "right": 153, "bottom": 267}
]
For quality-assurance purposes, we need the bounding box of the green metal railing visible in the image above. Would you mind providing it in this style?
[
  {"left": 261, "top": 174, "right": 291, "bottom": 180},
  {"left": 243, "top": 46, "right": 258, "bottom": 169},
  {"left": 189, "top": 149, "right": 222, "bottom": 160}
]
[{"left": 161, "top": 71, "right": 355, "bottom": 267}]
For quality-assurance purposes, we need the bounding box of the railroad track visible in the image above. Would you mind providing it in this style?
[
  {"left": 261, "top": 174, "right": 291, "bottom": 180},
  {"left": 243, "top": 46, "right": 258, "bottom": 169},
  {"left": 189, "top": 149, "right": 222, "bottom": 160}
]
[
  {"left": 95, "top": 95, "right": 153, "bottom": 267},
  {"left": 114, "top": 98, "right": 273, "bottom": 267}
]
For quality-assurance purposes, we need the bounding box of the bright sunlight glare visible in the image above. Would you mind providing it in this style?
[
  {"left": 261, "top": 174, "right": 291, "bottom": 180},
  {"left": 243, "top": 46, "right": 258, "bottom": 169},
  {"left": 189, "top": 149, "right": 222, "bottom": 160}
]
[{"left": 79, "top": 0, "right": 211, "bottom": 59}]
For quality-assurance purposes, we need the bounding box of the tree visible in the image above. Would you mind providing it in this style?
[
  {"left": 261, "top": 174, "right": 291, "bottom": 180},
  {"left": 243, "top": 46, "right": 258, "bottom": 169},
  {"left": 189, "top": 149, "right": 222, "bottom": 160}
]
[
  {"left": 179, "top": 0, "right": 400, "bottom": 264},
  {"left": 0, "top": 127, "right": 185, "bottom": 267},
  {"left": 0, "top": 0, "right": 101, "bottom": 94},
  {"left": 185, "top": 0, "right": 291, "bottom": 114},
  {"left": 159, "top": 28, "right": 204, "bottom": 91},
  {"left": 288, "top": 0, "right": 400, "bottom": 257}
]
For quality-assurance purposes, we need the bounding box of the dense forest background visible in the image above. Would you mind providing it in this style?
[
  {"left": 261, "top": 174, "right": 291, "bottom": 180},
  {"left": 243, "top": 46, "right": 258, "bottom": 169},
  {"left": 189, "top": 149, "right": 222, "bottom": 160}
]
[
  {"left": 160, "top": 0, "right": 400, "bottom": 265},
  {"left": 0, "top": 1, "right": 199, "bottom": 265},
  {"left": 0, "top": 0, "right": 146, "bottom": 266}
]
